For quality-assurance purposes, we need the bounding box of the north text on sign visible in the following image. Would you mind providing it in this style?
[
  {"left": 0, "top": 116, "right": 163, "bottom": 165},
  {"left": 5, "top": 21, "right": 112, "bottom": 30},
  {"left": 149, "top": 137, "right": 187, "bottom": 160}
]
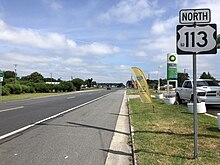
[{"left": 179, "top": 9, "right": 211, "bottom": 24}]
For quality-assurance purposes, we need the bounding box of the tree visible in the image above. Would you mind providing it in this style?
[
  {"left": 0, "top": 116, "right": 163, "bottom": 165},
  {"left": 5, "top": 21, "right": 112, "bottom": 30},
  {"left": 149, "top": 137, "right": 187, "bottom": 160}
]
[
  {"left": 71, "top": 78, "right": 84, "bottom": 91},
  {"left": 3, "top": 71, "right": 15, "bottom": 79},
  {"left": 200, "top": 72, "right": 214, "bottom": 79},
  {"left": 21, "top": 72, "right": 44, "bottom": 83},
  {"left": 85, "top": 78, "right": 93, "bottom": 87},
  {"left": 178, "top": 72, "right": 189, "bottom": 87}
]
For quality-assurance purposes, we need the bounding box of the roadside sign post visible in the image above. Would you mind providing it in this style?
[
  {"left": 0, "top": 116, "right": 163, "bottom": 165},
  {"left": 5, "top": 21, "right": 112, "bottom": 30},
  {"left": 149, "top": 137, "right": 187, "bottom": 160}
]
[
  {"left": 0, "top": 71, "right": 3, "bottom": 102},
  {"left": 177, "top": 8, "right": 217, "bottom": 159}
]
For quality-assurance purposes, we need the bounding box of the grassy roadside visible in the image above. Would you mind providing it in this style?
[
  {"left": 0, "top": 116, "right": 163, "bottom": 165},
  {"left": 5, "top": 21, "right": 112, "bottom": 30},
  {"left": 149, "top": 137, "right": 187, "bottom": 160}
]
[
  {"left": 0, "top": 93, "right": 67, "bottom": 102},
  {"left": 128, "top": 96, "right": 220, "bottom": 164}
]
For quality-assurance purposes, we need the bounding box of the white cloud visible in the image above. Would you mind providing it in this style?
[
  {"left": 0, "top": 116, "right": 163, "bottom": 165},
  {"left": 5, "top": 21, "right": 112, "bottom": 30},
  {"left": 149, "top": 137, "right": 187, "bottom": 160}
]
[
  {"left": 42, "top": 0, "right": 63, "bottom": 11},
  {"left": 0, "top": 19, "right": 119, "bottom": 56},
  {"left": 151, "top": 17, "right": 178, "bottom": 35},
  {"left": 99, "top": 0, "right": 164, "bottom": 24}
]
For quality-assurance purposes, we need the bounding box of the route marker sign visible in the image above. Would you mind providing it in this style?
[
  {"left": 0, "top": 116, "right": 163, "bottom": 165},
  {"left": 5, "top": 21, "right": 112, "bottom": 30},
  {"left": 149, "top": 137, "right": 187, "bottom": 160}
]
[
  {"left": 177, "top": 8, "right": 217, "bottom": 160},
  {"left": 179, "top": 8, "right": 211, "bottom": 24},
  {"left": 177, "top": 24, "right": 217, "bottom": 54}
]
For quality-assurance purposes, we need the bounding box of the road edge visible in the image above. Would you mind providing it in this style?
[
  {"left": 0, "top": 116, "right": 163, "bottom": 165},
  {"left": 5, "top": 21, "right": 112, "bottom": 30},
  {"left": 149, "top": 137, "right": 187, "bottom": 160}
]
[{"left": 105, "top": 91, "right": 132, "bottom": 165}]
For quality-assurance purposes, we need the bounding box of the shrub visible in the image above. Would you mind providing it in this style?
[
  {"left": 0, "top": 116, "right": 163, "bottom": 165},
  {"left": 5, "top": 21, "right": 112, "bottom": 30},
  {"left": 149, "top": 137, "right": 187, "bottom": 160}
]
[
  {"left": 21, "top": 85, "right": 30, "bottom": 93},
  {"left": 6, "top": 84, "right": 22, "bottom": 94},
  {"left": 2, "top": 86, "right": 10, "bottom": 95},
  {"left": 34, "top": 83, "right": 50, "bottom": 93},
  {"left": 60, "top": 81, "right": 76, "bottom": 92}
]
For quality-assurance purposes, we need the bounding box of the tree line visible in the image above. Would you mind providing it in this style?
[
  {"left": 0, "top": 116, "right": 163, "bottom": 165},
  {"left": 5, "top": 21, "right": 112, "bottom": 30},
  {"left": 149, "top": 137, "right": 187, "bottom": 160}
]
[{"left": 1, "top": 71, "right": 97, "bottom": 96}]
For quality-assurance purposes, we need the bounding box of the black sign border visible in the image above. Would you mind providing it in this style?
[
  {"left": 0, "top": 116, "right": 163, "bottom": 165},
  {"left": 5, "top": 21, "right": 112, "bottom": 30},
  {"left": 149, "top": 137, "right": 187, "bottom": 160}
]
[{"left": 176, "top": 23, "right": 217, "bottom": 55}]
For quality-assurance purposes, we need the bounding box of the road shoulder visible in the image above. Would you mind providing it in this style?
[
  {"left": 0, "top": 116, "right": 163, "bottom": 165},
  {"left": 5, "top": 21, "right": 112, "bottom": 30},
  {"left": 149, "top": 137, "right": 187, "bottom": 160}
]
[{"left": 105, "top": 91, "right": 132, "bottom": 165}]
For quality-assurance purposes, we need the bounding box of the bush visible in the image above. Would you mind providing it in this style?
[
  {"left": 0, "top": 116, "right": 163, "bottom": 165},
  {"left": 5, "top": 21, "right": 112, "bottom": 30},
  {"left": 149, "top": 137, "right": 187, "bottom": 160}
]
[
  {"left": 60, "top": 81, "right": 76, "bottom": 92},
  {"left": 34, "top": 83, "right": 50, "bottom": 93},
  {"left": 2, "top": 86, "right": 10, "bottom": 95},
  {"left": 6, "top": 84, "right": 22, "bottom": 94},
  {"left": 21, "top": 85, "right": 30, "bottom": 93}
]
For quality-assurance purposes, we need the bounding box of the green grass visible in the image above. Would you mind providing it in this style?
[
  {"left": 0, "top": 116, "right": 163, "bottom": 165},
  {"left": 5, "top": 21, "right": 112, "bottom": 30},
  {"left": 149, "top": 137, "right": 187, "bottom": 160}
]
[
  {"left": 0, "top": 92, "right": 67, "bottom": 102},
  {"left": 129, "top": 98, "right": 220, "bottom": 165},
  {"left": 127, "top": 88, "right": 139, "bottom": 95}
]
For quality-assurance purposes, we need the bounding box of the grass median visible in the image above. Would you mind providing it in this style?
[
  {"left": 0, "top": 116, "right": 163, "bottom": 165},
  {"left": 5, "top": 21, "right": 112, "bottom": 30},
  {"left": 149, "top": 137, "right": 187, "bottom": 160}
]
[
  {"left": 0, "top": 93, "right": 66, "bottom": 102},
  {"left": 128, "top": 96, "right": 220, "bottom": 165}
]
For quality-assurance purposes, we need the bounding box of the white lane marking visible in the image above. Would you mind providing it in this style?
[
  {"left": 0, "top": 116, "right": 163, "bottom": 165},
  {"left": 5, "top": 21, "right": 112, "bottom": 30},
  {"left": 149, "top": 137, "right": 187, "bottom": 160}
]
[
  {"left": 0, "top": 106, "right": 24, "bottom": 113},
  {"left": 67, "top": 96, "right": 76, "bottom": 99},
  {"left": 0, "top": 93, "right": 111, "bottom": 140},
  {"left": 205, "top": 113, "right": 217, "bottom": 118}
]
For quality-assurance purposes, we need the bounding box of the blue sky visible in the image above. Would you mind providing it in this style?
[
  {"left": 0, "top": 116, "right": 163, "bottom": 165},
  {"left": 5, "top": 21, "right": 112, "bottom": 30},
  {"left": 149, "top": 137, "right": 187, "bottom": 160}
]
[{"left": 0, "top": 0, "right": 220, "bottom": 83}]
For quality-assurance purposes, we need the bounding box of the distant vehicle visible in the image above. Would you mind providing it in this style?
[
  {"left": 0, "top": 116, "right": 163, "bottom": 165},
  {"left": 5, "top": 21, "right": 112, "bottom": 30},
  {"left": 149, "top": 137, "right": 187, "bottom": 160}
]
[
  {"left": 175, "top": 79, "right": 220, "bottom": 104},
  {"left": 107, "top": 87, "right": 111, "bottom": 90}
]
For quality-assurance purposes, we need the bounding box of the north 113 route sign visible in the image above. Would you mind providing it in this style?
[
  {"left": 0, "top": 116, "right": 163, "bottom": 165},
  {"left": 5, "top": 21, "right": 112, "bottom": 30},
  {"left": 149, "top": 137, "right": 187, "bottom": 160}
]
[{"left": 176, "top": 24, "right": 217, "bottom": 54}]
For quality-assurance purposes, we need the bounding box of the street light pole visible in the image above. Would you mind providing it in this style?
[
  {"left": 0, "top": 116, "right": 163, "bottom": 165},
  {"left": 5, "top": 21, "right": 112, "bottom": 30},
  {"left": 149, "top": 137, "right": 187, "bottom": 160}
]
[{"left": 158, "top": 66, "right": 162, "bottom": 93}]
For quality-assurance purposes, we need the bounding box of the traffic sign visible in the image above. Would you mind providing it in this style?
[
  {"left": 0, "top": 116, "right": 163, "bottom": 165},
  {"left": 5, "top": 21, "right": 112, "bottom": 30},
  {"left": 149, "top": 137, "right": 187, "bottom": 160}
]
[
  {"left": 179, "top": 8, "right": 211, "bottom": 24},
  {"left": 176, "top": 24, "right": 217, "bottom": 54}
]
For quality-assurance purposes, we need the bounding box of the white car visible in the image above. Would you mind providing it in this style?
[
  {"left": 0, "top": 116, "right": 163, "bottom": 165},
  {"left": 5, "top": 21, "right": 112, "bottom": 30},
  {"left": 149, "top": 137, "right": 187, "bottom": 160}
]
[{"left": 175, "top": 79, "right": 220, "bottom": 104}]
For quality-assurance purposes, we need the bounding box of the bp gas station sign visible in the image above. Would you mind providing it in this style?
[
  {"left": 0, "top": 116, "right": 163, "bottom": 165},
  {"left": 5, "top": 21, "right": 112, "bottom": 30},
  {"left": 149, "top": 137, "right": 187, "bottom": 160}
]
[
  {"left": 167, "top": 53, "right": 178, "bottom": 80},
  {"left": 0, "top": 71, "right": 3, "bottom": 82}
]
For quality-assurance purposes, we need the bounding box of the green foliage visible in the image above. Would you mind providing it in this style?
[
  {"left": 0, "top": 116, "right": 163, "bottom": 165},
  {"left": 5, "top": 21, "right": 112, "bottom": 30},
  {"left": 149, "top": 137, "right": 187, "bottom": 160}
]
[
  {"left": 21, "top": 72, "right": 44, "bottom": 83},
  {"left": 59, "top": 81, "right": 76, "bottom": 92},
  {"left": 85, "top": 78, "right": 93, "bottom": 87},
  {"left": 6, "top": 84, "right": 22, "bottom": 94},
  {"left": 3, "top": 70, "right": 15, "bottom": 79},
  {"left": 72, "top": 78, "right": 84, "bottom": 91},
  {"left": 2, "top": 86, "right": 10, "bottom": 95},
  {"left": 178, "top": 72, "right": 189, "bottom": 87},
  {"left": 200, "top": 72, "right": 214, "bottom": 79},
  {"left": 34, "top": 83, "right": 50, "bottom": 93},
  {"left": 4, "top": 78, "right": 16, "bottom": 84},
  {"left": 20, "top": 85, "right": 35, "bottom": 93}
]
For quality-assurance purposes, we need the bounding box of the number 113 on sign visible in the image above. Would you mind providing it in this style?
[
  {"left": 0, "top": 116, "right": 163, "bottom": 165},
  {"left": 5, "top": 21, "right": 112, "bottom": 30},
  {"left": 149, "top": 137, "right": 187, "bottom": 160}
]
[{"left": 176, "top": 24, "right": 217, "bottom": 54}]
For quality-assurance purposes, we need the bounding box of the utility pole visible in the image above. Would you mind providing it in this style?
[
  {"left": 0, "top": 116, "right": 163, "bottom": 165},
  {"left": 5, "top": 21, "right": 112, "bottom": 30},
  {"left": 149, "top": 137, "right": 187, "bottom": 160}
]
[{"left": 14, "top": 64, "right": 17, "bottom": 84}]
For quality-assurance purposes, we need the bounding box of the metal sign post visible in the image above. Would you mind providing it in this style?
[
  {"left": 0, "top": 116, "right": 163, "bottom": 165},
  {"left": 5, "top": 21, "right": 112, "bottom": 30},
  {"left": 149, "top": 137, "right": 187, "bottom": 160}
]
[
  {"left": 177, "top": 8, "right": 217, "bottom": 159},
  {"left": 193, "top": 52, "right": 198, "bottom": 159},
  {"left": 0, "top": 71, "right": 3, "bottom": 102}
]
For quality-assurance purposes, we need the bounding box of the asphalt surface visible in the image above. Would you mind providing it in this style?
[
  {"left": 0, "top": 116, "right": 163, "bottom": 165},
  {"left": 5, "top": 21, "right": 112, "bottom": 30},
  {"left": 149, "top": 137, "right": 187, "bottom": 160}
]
[
  {"left": 0, "top": 89, "right": 125, "bottom": 165},
  {"left": 206, "top": 105, "right": 220, "bottom": 116},
  {"left": 0, "top": 90, "right": 113, "bottom": 136}
]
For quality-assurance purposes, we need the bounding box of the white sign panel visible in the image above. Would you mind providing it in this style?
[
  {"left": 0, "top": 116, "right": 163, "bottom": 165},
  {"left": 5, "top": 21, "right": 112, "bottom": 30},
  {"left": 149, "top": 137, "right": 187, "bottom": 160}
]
[
  {"left": 179, "top": 8, "right": 211, "bottom": 24},
  {"left": 176, "top": 24, "right": 217, "bottom": 54},
  {"left": 0, "top": 77, "right": 3, "bottom": 82}
]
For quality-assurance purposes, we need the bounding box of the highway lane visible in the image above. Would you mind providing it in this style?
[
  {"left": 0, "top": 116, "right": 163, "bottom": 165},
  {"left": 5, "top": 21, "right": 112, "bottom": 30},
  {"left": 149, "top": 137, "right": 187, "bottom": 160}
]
[
  {"left": 0, "top": 89, "right": 114, "bottom": 137},
  {"left": 0, "top": 90, "right": 125, "bottom": 165}
]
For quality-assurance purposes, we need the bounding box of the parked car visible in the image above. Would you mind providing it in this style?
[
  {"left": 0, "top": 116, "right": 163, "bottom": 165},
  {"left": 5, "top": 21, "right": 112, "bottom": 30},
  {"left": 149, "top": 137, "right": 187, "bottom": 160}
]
[{"left": 175, "top": 79, "right": 220, "bottom": 104}]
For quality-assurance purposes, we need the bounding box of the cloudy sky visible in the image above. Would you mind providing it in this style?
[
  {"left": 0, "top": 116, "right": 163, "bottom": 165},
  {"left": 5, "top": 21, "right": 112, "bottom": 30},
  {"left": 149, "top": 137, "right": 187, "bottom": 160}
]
[{"left": 0, "top": 0, "right": 219, "bottom": 83}]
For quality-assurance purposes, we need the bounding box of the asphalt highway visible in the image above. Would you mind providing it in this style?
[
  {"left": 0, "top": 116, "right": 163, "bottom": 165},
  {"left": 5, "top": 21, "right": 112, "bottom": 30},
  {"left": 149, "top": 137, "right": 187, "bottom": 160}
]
[
  {"left": 0, "top": 89, "right": 125, "bottom": 165},
  {"left": 0, "top": 90, "right": 113, "bottom": 137}
]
